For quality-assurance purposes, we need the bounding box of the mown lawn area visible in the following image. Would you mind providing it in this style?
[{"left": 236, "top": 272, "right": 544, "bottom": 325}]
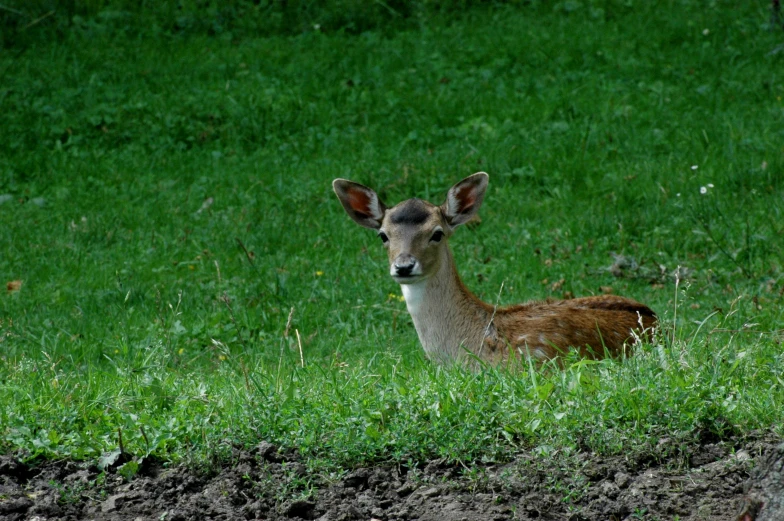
[{"left": 1, "top": 0, "right": 783, "bottom": 478}]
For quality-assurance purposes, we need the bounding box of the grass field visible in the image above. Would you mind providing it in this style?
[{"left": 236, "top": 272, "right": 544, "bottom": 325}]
[{"left": 1, "top": 0, "right": 783, "bottom": 479}]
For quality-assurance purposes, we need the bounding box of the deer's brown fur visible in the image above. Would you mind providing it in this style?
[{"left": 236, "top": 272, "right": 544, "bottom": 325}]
[{"left": 333, "top": 172, "right": 656, "bottom": 365}]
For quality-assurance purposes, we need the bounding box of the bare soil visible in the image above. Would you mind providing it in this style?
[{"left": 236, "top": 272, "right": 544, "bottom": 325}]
[{"left": 1, "top": 432, "right": 781, "bottom": 521}]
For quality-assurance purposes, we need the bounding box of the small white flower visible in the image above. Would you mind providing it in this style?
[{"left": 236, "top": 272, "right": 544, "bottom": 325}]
[
  {"left": 707, "top": 183, "right": 714, "bottom": 188},
  {"left": 676, "top": 193, "right": 681, "bottom": 197},
  {"left": 691, "top": 165, "right": 699, "bottom": 170},
  {"left": 700, "top": 186, "right": 707, "bottom": 194},
  {"left": 702, "top": 28, "right": 710, "bottom": 35}
]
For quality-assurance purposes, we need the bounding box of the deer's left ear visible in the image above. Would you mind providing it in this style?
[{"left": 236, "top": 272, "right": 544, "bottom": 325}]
[
  {"left": 332, "top": 179, "right": 387, "bottom": 230},
  {"left": 442, "top": 172, "right": 488, "bottom": 227}
]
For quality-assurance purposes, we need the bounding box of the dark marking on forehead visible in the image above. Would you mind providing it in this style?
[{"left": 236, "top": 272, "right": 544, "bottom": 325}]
[{"left": 389, "top": 199, "right": 433, "bottom": 225}]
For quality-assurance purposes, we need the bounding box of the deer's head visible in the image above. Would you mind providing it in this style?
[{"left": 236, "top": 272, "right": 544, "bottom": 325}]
[{"left": 333, "top": 173, "right": 488, "bottom": 284}]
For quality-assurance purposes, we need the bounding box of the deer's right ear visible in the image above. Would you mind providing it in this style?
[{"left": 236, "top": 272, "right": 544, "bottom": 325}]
[
  {"left": 442, "top": 172, "right": 489, "bottom": 228},
  {"left": 332, "top": 179, "right": 387, "bottom": 230}
]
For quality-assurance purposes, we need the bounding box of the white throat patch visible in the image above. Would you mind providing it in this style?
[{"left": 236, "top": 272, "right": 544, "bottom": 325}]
[{"left": 401, "top": 282, "right": 427, "bottom": 317}]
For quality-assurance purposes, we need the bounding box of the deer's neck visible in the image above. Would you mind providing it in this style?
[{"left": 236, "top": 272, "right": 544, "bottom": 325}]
[{"left": 400, "top": 248, "right": 492, "bottom": 363}]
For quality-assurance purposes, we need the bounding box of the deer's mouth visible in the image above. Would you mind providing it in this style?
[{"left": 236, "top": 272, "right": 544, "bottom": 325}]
[{"left": 393, "top": 274, "right": 424, "bottom": 284}]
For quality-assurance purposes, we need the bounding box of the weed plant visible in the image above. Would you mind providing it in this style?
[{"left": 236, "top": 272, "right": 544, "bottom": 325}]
[{"left": 1, "top": 1, "right": 783, "bottom": 473}]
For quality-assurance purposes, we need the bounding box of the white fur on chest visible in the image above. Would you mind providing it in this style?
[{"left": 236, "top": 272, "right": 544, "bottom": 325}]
[{"left": 401, "top": 282, "right": 454, "bottom": 361}]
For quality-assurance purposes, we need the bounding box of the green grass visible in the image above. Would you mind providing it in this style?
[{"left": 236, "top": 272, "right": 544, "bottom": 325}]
[{"left": 1, "top": 1, "right": 783, "bottom": 474}]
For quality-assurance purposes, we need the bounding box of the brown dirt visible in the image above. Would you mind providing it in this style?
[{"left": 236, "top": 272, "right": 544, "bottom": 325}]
[
  {"left": 1, "top": 433, "right": 781, "bottom": 521},
  {"left": 737, "top": 440, "right": 784, "bottom": 521}
]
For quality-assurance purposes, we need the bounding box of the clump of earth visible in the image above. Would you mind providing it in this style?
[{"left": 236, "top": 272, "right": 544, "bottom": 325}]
[{"left": 1, "top": 431, "right": 781, "bottom": 521}]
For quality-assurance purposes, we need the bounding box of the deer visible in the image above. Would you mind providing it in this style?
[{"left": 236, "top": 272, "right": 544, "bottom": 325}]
[{"left": 332, "top": 172, "right": 657, "bottom": 365}]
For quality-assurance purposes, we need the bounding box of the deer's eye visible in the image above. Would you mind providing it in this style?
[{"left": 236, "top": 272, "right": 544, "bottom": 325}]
[
  {"left": 431, "top": 230, "right": 444, "bottom": 243},
  {"left": 378, "top": 231, "right": 389, "bottom": 243}
]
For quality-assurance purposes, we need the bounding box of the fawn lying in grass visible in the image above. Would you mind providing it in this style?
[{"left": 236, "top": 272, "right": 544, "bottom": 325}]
[{"left": 333, "top": 173, "right": 656, "bottom": 365}]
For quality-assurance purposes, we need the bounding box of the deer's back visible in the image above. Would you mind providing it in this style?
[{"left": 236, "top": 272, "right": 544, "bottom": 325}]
[{"left": 489, "top": 295, "right": 657, "bottom": 361}]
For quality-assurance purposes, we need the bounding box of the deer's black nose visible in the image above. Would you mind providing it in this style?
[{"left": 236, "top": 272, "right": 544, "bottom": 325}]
[{"left": 394, "top": 256, "right": 416, "bottom": 276}]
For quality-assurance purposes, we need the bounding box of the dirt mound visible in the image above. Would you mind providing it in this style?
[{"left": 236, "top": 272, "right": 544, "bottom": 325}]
[
  {"left": 1, "top": 433, "right": 780, "bottom": 521},
  {"left": 737, "top": 441, "right": 784, "bottom": 521}
]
